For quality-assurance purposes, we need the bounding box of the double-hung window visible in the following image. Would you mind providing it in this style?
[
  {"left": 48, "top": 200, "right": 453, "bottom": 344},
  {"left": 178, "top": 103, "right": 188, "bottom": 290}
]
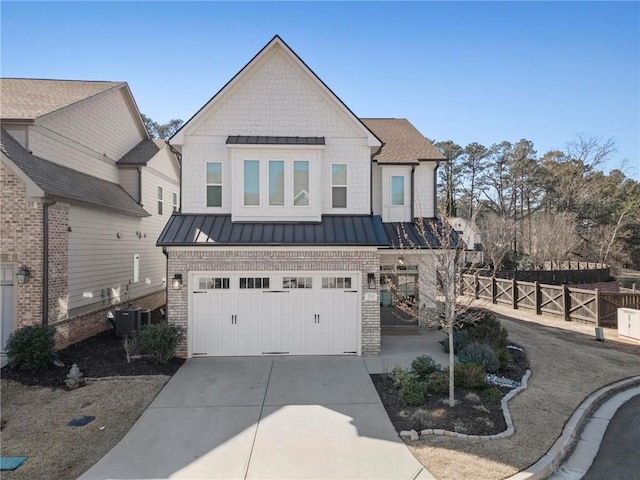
[
  {"left": 206, "top": 162, "right": 222, "bottom": 207},
  {"left": 157, "top": 186, "right": 163, "bottom": 215},
  {"left": 172, "top": 192, "right": 178, "bottom": 212},
  {"left": 332, "top": 164, "right": 347, "bottom": 208}
]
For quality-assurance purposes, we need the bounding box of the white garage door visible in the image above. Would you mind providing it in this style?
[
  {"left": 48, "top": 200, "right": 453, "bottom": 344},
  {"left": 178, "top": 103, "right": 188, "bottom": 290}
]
[{"left": 190, "top": 272, "right": 360, "bottom": 356}]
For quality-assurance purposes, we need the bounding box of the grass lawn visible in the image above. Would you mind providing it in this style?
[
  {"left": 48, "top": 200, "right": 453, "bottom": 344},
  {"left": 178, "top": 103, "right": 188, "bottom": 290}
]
[{"left": 408, "top": 314, "right": 640, "bottom": 480}]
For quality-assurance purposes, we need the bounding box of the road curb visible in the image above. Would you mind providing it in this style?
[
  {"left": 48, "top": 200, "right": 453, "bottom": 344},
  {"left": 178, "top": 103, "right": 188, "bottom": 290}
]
[{"left": 505, "top": 375, "right": 640, "bottom": 480}]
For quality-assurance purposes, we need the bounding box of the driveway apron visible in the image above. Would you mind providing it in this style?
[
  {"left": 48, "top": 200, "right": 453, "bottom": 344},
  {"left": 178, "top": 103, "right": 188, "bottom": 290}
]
[{"left": 79, "top": 356, "right": 429, "bottom": 480}]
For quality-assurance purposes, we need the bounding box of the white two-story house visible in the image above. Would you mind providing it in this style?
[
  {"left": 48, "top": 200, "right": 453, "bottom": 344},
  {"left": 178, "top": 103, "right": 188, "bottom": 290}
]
[
  {"left": 160, "top": 36, "right": 446, "bottom": 357},
  {"left": 0, "top": 79, "right": 180, "bottom": 359}
]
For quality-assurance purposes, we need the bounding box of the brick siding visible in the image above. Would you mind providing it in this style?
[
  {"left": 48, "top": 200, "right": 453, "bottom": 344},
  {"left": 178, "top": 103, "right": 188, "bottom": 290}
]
[{"left": 1, "top": 162, "right": 44, "bottom": 325}]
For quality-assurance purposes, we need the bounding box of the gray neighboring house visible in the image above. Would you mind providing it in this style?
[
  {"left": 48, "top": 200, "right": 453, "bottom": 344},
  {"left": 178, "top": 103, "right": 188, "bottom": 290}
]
[{"left": 0, "top": 79, "right": 180, "bottom": 363}]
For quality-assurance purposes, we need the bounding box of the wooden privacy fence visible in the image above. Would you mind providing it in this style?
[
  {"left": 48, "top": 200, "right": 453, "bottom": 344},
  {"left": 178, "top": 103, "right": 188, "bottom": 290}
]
[{"left": 460, "top": 273, "right": 640, "bottom": 328}]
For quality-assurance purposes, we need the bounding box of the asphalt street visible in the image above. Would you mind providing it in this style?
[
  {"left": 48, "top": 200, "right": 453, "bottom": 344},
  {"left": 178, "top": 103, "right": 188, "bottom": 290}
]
[{"left": 584, "top": 394, "right": 640, "bottom": 480}]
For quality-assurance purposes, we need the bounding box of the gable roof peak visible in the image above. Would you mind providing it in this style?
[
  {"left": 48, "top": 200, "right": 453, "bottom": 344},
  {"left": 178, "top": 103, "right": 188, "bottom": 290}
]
[{"left": 171, "top": 36, "right": 381, "bottom": 148}]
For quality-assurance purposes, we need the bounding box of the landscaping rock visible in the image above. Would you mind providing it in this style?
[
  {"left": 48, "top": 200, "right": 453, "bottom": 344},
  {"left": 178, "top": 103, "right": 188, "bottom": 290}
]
[{"left": 486, "top": 373, "right": 521, "bottom": 389}]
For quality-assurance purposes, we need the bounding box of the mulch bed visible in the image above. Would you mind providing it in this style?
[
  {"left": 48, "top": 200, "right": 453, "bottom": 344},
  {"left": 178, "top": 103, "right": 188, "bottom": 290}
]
[
  {"left": 1, "top": 322, "right": 185, "bottom": 389},
  {"left": 371, "top": 344, "right": 528, "bottom": 436}
]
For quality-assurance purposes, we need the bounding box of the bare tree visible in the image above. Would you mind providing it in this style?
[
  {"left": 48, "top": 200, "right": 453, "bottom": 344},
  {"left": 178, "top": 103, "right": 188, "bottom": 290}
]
[
  {"left": 478, "top": 212, "right": 515, "bottom": 272},
  {"left": 520, "top": 212, "right": 581, "bottom": 269}
]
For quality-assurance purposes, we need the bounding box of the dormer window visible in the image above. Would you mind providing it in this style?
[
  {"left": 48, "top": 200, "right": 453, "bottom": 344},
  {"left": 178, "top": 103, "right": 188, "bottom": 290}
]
[{"left": 229, "top": 145, "right": 322, "bottom": 222}]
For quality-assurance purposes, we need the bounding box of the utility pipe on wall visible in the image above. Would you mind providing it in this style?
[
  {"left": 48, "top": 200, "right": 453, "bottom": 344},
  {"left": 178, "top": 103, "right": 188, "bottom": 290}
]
[{"left": 42, "top": 198, "right": 57, "bottom": 325}]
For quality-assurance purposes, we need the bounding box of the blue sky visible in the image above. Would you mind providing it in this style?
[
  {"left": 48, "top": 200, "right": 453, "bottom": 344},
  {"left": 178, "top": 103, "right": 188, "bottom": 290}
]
[{"left": 2, "top": 1, "right": 638, "bottom": 178}]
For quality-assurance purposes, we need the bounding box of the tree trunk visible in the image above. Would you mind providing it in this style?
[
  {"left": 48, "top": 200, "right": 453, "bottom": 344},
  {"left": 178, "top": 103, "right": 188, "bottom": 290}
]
[{"left": 448, "top": 322, "right": 455, "bottom": 406}]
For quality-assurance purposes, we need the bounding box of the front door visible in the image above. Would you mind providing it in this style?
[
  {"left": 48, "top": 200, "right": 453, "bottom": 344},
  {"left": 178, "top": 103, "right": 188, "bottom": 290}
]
[
  {"left": 380, "top": 265, "right": 419, "bottom": 327},
  {"left": 1, "top": 265, "right": 15, "bottom": 365}
]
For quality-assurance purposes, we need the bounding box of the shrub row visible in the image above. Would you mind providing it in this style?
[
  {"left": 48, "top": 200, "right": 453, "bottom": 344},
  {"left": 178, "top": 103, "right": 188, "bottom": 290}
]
[{"left": 6, "top": 322, "right": 184, "bottom": 371}]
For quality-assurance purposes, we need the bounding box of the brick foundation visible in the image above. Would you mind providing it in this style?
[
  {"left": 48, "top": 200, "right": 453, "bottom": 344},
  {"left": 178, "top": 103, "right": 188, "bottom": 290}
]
[{"left": 53, "top": 289, "right": 166, "bottom": 350}]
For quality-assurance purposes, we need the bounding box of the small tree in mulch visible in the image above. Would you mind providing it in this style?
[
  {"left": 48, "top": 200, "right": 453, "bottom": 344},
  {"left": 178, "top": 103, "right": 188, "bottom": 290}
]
[{"left": 385, "top": 214, "right": 483, "bottom": 407}]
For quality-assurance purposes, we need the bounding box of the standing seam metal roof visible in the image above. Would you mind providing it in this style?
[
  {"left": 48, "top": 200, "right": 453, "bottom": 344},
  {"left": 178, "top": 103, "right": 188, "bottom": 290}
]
[
  {"left": 226, "top": 136, "right": 325, "bottom": 145},
  {"left": 157, "top": 214, "right": 389, "bottom": 246}
]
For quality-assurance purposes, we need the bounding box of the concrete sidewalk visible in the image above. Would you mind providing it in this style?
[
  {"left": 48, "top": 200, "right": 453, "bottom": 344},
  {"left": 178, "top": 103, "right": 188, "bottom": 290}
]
[{"left": 79, "top": 356, "right": 432, "bottom": 480}]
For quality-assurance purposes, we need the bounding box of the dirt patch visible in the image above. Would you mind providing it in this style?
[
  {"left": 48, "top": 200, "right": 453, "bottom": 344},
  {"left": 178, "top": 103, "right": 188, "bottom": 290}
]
[{"left": 0, "top": 323, "right": 183, "bottom": 479}]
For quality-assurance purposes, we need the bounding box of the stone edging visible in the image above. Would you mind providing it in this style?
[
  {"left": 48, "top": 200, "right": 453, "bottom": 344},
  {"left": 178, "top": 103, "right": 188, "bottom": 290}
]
[
  {"left": 505, "top": 375, "right": 640, "bottom": 480},
  {"left": 86, "top": 375, "right": 171, "bottom": 382},
  {"left": 400, "top": 369, "right": 532, "bottom": 441}
]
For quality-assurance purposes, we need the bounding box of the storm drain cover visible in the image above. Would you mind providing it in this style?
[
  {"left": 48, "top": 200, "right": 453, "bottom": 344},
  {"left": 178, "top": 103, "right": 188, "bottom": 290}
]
[{"left": 67, "top": 415, "right": 95, "bottom": 427}]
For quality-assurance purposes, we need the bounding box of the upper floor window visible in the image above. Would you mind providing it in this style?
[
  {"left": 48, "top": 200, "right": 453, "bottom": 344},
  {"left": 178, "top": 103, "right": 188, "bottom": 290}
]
[
  {"left": 244, "top": 160, "right": 260, "bottom": 206},
  {"left": 332, "top": 164, "right": 347, "bottom": 208},
  {"left": 269, "top": 160, "right": 285, "bottom": 206},
  {"left": 206, "top": 162, "right": 222, "bottom": 207},
  {"left": 157, "top": 186, "right": 163, "bottom": 215},
  {"left": 391, "top": 175, "right": 405, "bottom": 206},
  {"left": 293, "top": 161, "right": 309, "bottom": 206},
  {"left": 172, "top": 192, "right": 179, "bottom": 212}
]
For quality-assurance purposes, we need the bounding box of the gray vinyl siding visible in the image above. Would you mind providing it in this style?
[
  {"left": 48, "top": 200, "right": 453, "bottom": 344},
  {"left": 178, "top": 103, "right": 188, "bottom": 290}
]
[
  {"left": 67, "top": 146, "right": 178, "bottom": 314},
  {"left": 119, "top": 167, "right": 140, "bottom": 202},
  {"left": 67, "top": 206, "right": 165, "bottom": 313}
]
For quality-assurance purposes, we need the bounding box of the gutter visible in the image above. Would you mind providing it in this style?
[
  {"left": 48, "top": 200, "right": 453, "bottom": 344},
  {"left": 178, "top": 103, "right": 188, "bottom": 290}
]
[
  {"left": 410, "top": 165, "right": 415, "bottom": 220},
  {"left": 162, "top": 247, "right": 169, "bottom": 301},
  {"left": 434, "top": 161, "right": 440, "bottom": 217},
  {"left": 42, "top": 198, "right": 57, "bottom": 325},
  {"left": 137, "top": 166, "right": 143, "bottom": 204}
]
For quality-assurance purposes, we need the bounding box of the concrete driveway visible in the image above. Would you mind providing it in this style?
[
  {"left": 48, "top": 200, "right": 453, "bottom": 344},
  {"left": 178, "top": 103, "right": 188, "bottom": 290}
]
[{"left": 80, "top": 356, "right": 431, "bottom": 480}]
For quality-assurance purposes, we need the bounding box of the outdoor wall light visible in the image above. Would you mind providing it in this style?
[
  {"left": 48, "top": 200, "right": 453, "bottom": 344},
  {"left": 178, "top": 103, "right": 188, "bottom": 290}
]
[
  {"left": 367, "top": 273, "right": 376, "bottom": 289},
  {"left": 16, "top": 265, "right": 31, "bottom": 285},
  {"left": 172, "top": 273, "right": 183, "bottom": 290},
  {"left": 397, "top": 256, "right": 405, "bottom": 266}
]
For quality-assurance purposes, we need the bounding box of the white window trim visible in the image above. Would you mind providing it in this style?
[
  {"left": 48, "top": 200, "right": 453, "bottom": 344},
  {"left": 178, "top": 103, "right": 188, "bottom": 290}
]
[{"left": 172, "top": 192, "right": 179, "bottom": 212}]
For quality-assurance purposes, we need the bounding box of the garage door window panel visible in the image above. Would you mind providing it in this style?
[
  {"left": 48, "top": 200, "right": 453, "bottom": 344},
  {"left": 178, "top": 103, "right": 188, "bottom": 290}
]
[
  {"left": 240, "top": 277, "right": 270, "bottom": 289},
  {"left": 199, "top": 277, "right": 230, "bottom": 290}
]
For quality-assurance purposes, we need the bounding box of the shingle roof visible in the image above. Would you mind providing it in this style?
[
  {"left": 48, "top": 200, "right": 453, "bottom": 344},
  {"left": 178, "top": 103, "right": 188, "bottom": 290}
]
[
  {"left": 117, "top": 139, "right": 165, "bottom": 166},
  {"left": 1, "top": 129, "right": 148, "bottom": 217},
  {"left": 157, "top": 214, "right": 389, "bottom": 246},
  {"left": 0, "top": 78, "right": 123, "bottom": 120},
  {"left": 360, "top": 118, "right": 445, "bottom": 164},
  {"left": 383, "top": 218, "right": 461, "bottom": 249},
  {"left": 226, "top": 136, "right": 325, "bottom": 145}
]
